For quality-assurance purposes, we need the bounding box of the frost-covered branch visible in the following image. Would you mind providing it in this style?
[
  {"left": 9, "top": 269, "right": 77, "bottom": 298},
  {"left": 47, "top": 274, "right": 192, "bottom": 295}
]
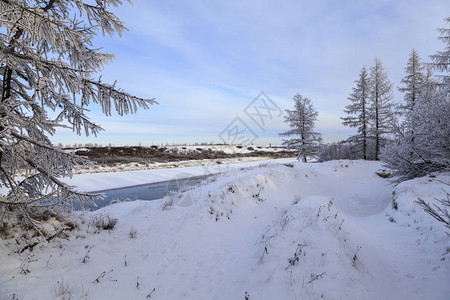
[{"left": 0, "top": 0, "right": 155, "bottom": 229}]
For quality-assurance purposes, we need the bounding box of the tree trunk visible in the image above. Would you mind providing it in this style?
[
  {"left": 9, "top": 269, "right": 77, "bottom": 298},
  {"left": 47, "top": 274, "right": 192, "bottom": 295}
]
[{"left": 375, "top": 89, "right": 380, "bottom": 161}]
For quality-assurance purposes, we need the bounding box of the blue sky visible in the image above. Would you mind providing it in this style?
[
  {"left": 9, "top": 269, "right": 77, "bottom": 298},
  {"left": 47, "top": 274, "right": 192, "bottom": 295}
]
[{"left": 52, "top": 0, "right": 449, "bottom": 147}]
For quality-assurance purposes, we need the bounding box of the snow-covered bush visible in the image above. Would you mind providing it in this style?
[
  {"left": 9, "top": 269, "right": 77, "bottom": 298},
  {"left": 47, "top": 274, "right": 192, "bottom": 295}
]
[
  {"left": 91, "top": 214, "right": 118, "bottom": 231},
  {"left": 318, "top": 142, "right": 356, "bottom": 162},
  {"left": 318, "top": 140, "right": 381, "bottom": 162}
]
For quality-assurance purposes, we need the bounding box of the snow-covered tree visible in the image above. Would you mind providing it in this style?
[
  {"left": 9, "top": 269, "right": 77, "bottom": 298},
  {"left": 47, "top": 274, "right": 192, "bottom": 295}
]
[
  {"left": 368, "top": 58, "right": 395, "bottom": 160},
  {"left": 280, "top": 93, "right": 322, "bottom": 162},
  {"left": 431, "top": 17, "right": 450, "bottom": 76},
  {"left": 341, "top": 66, "right": 370, "bottom": 159},
  {"left": 381, "top": 90, "right": 449, "bottom": 182},
  {"left": 381, "top": 17, "right": 450, "bottom": 182},
  {"left": 0, "top": 1, "right": 155, "bottom": 226},
  {"left": 419, "top": 65, "right": 437, "bottom": 100},
  {"left": 398, "top": 49, "right": 425, "bottom": 113}
]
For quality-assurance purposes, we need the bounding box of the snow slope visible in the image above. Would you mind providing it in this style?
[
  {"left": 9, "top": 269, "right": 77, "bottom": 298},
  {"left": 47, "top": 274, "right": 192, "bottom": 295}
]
[{"left": 0, "top": 160, "right": 448, "bottom": 299}]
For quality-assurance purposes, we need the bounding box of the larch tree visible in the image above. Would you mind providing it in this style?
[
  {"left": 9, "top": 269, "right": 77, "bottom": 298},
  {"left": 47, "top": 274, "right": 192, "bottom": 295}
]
[
  {"left": 279, "top": 93, "right": 322, "bottom": 162},
  {"left": 381, "top": 83, "right": 449, "bottom": 182},
  {"left": 420, "top": 65, "right": 436, "bottom": 100},
  {"left": 397, "top": 49, "right": 426, "bottom": 151},
  {"left": 398, "top": 49, "right": 425, "bottom": 113},
  {"left": 381, "top": 17, "right": 450, "bottom": 182},
  {"left": 368, "top": 58, "right": 394, "bottom": 160},
  {"left": 341, "top": 66, "right": 370, "bottom": 160},
  {"left": 431, "top": 17, "right": 450, "bottom": 76},
  {"left": 0, "top": 0, "right": 155, "bottom": 227}
]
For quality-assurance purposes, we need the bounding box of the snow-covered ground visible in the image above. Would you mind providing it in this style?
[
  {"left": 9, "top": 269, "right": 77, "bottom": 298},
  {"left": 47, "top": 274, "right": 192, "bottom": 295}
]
[
  {"left": 166, "top": 145, "right": 289, "bottom": 155},
  {"left": 63, "top": 145, "right": 295, "bottom": 176},
  {"left": 1, "top": 160, "right": 449, "bottom": 299},
  {"left": 70, "top": 156, "right": 280, "bottom": 176},
  {"left": 64, "top": 158, "right": 296, "bottom": 192}
]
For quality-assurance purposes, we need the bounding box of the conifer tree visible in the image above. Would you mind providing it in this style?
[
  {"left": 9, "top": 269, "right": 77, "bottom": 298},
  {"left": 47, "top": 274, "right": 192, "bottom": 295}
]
[
  {"left": 398, "top": 49, "right": 425, "bottom": 113},
  {"left": 341, "top": 66, "right": 370, "bottom": 159},
  {"left": 381, "top": 85, "right": 449, "bottom": 182},
  {"left": 280, "top": 93, "right": 322, "bottom": 162},
  {"left": 381, "top": 17, "right": 450, "bottom": 182},
  {"left": 368, "top": 58, "right": 394, "bottom": 160},
  {"left": 0, "top": 0, "right": 155, "bottom": 225},
  {"left": 431, "top": 17, "right": 450, "bottom": 76}
]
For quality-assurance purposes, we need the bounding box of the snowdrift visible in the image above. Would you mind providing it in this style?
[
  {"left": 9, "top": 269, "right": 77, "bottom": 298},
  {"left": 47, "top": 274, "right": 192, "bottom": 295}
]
[{"left": 0, "top": 161, "right": 448, "bottom": 299}]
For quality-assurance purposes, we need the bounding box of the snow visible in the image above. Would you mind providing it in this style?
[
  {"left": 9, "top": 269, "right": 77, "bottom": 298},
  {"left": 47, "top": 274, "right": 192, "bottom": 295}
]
[
  {"left": 1, "top": 160, "right": 449, "bottom": 299},
  {"left": 168, "top": 145, "right": 290, "bottom": 155},
  {"left": 63, "top": 158, "right": 297, "bottom": 192},
  {"left": 69, "top": 156, "right": 288, "bottom": 176}
]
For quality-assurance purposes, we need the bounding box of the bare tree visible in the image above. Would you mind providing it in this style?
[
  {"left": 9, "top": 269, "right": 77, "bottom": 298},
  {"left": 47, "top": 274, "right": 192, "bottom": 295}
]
[{"left": 0, "top": 0, "right": 155, "bottom": 227}]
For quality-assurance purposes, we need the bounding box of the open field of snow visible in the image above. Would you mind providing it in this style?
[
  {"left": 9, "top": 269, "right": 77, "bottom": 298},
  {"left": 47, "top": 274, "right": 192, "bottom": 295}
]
[{"left": 1, "top": 160, "right": 449, "bottom": 299}]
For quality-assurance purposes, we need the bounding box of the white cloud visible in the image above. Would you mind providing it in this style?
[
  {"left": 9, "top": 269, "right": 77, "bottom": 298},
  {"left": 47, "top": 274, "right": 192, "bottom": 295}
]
[{"left": 53, "top": 0, "right": 450, "bottom": 146}]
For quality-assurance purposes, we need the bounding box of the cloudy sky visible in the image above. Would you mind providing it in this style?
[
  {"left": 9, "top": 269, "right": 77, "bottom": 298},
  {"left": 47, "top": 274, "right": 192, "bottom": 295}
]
[{"left": 52, "top": 0, "right": 449, "bottom": 147}]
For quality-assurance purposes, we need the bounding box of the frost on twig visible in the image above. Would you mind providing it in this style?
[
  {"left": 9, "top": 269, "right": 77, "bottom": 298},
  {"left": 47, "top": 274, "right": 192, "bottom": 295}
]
[{"left": 0, "top": 0, "right": 155, "bottom": 232}]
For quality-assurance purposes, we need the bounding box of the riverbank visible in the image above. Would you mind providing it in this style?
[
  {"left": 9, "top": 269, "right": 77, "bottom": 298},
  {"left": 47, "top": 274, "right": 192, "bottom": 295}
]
[
  {"left": 1, "top": 160, "right": 448, "bottom": 299},
  {"left": 62, "top": 158, "right": 296, "bottom": 192}
]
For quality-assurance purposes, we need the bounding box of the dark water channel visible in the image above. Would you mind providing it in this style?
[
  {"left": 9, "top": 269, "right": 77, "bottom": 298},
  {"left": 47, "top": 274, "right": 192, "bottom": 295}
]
[{"left": 74, "top": 174, "right": 210, "bottom": 211}]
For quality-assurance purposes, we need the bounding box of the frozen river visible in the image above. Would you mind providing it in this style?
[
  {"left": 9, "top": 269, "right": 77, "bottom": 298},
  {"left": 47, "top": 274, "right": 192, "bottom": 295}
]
[{"left": 74, "top": 174, "right": 210, "bottom": 210}]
